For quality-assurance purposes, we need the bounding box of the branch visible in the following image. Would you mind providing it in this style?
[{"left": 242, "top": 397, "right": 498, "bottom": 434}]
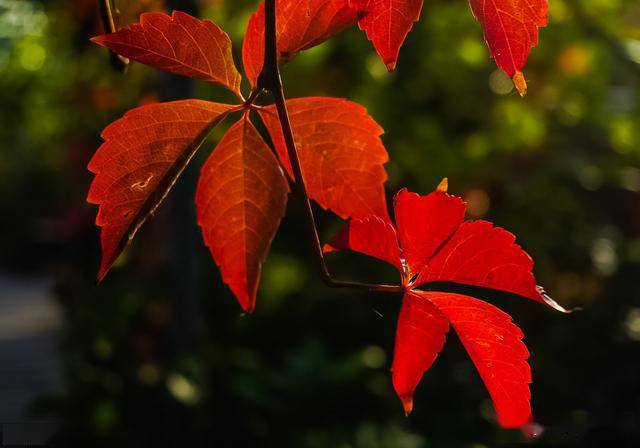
[
  {"left": 255, "top": 0, "right": 404, "bottom": 294},
  {"left": 98, "top": 0, "right": 129, "bottom": 71}
]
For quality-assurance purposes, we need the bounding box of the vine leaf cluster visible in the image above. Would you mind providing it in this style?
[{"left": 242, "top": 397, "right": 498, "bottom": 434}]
[{"left": 89, "top": 0, "right": 565, "bottom": 434}]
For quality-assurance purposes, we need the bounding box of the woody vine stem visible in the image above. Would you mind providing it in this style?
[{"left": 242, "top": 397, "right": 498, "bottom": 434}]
[{"left": 255, "top": 0, "right": 404, "bottom": 294}]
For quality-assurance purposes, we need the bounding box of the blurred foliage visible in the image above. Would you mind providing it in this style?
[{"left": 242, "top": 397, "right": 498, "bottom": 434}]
[{"left": 1, "top": 0, "right": 640, "bottom": 446}]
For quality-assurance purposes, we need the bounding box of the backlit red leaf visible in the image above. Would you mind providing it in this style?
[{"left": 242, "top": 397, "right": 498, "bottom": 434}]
[
  {"left": 468, "top": 0, "right": 548, "bottom": 95},
  {"left": 391, "top": 291, "right": 449, "bottom": 415},
  {"left": 349, "top": 0, "right": 424, "bottom": 70},
  {"left": 326, "top": 183, "right": 568, "bottom": 429},
  {"left": 87, "top": 100, "right": 234, "bottom": 281},
  {"left": 242, "top": 0, "right": 358, "bottom": 86},
  {"left": 323, "top": 215, "right": 402, "bottom": 271},
  {"left": 394, "top": 187, "right": 465, "bottom": 277},
  {"left": 195, "top": 116, "right": 289, "bottom": 313},
  {"left": 92, "top": 11, "right": 243, "bottom": 97},
  {"left": 425, "top": 291, "right": 533, "bottom": 428},
  {"left": 259, "top": 97, "right": 389, "bottom": 221}
]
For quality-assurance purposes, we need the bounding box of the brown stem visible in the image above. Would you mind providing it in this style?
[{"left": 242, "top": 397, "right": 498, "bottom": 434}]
[
  {"left": 256, "top": 0, "right": 404, "bottom": 294},
  {"left": 98, "top": 0, "right": 129, "bottom": 71}
]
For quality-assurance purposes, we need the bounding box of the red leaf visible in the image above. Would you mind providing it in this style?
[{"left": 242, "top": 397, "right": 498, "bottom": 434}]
[
  {"left": 87, "top": 100, "right": 234, "bottom": 281},
  {"left": 468, "top": 0, "right": 548, "bottom": 96},
  {"left": 195, "top": 116, "right": 289, "bottom": 313},
  {"left": 391, "top": 291, "right": 449, "bottom": 415},
  {"left": 425, "top": 291, "right": 533, "bottom": 428},
  {"left": 259, "top": 97, "right": 389, "bottom": 221},
  {"left": 394, "top": 187, "right": 465, "bottom": 277},
  {"left": 92, "top": 11, "right": 243, "bottom": 97},
  {"left": 323, "top": 215, "right": 402, "bottom": 271},
  {"left": 326, "top": 183, "right": 570, "bottom": 428},
  {"left": 242, "top": 0, "right": 358, "bottom": 86},
  {"left": 349, "top": 0, "right": 424, "bottom": 70}
]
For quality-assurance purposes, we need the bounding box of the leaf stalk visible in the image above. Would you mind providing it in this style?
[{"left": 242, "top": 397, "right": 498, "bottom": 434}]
[{"left": 97, "top": 0, "right": 129, "bottom": 71}]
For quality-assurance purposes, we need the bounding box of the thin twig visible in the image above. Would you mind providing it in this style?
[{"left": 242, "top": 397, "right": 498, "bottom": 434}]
[
  {"left": 255, "top": 0, "right": 404, "bottom": 294},
  {"left": 97, "top": 0, "right": 129, "bottom": 71}
]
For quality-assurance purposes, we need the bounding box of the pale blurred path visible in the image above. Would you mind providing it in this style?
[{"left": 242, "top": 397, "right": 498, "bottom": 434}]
[{"left": 0, "top": 274, "right": 60, "bottom": 444}]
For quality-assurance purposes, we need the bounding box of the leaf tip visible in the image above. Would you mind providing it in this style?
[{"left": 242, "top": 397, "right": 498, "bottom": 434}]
[
  {"left": 436, "top": 178, "right": 449, "bottom": 192},
  {"left": 90, "top": 35, "right": 106, "bottom": 46},
  {"left": 239, "top": 298, "right": 256, "bottom": 315},
  {"left": 235, "top": 288, "right": 258, "bottom": 314},
  {"left": 399, "top": 394, "right": 414, "bottom": 416},
  {"left": 385, "top": 59, "right": 397, "bottom": 71},
  {"left": 521, "top": 421, "right": 545, "bottom": 438},
  {"left": 96, "top": 263, "right": 110, "bottom": 284},
  {"left": 536, "top": 286, "right": 580, "bottom": 314},
  {"left": 513, "top": 71, "right": 527, "bottom": 97},
  {"left": 242, "top": 305, "right": 256, "bottom": 315}
]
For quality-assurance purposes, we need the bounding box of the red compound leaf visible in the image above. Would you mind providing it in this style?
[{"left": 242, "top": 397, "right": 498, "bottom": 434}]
[{"left": 325, "top": 181, "right": 571, "bottom": 430}]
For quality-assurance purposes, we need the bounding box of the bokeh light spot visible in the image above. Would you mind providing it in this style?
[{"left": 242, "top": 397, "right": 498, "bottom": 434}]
[
  {"left": 458, "top": 38, "right": 486, "bottom": 66},
  {"left": 362, "top": 345, "right": 386, "bottom": 369},
  {"left": 610, "top": 118, "right": 637, "bottom": 154},
  {"left": 366, "top": 53, "right": 391, "bottom": 83},
  {"left": 167, "top": 373, "right": 200, "bottom": 405},
  {"left": 624, "top": 308, "right": 640, "bottom": 341},
  {"left": 591, "top": 237, "right": 618, "bottom": 276},
  {"left": 620, "top": 167, "right": 640, "bottom": 192},
  {"left": 488, "top": 69, "right": 513, "bottom": 95},
  {"left": 19, "top": 41, "right": 46, "bottom": 71}
]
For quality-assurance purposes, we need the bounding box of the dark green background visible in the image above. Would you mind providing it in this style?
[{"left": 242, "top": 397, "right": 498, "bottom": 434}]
[{"left": 1, "top": 0, "right": 639, "bottom": 446}]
